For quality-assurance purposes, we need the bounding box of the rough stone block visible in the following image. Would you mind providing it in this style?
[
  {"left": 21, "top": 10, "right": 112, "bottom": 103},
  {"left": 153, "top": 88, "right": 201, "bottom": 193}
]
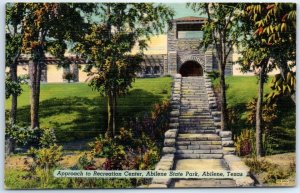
[
  {"left": 222, "top": 137, "right": 232, "bottom": 141},
  {"left": 193, "top": 149, "right": 210, "bottom": 154},
  {"left": 169, "top": 123, "right": 179, "bottom": 128},
  {"left": 170, "top": 117, "right": 179, "bottom": 123},
  {"left": 222, "top": 140, "right": 234, "bottom": 147},
  {"left": 235, "top": 177, "right": 255, "bottom": 187},
  {"left": 170, "top": 110, "right": 180, "bottom": 117},
  {"left": 160, "top": 154, "right": 174, "bottom": 161},
  {"left": 224, "top": 155, "right": 250, "bottom": 175},
  {"left": 162, "top": 147, "right": 176, "bottom": 154},
  {"left": 164, "top": 138, "right": 176, "bottom": 146},
  {"left": 148, "top": 184, "right": 168, "bottom": 188},
  {"left": 165, "top": 129, "right": 178, "bottom": 138},
  {"left": 219, "top": 131, "right": 232, "bottom": 138},
  {"left": 188, "top": 145, "right": 200, "bottom": 150}
]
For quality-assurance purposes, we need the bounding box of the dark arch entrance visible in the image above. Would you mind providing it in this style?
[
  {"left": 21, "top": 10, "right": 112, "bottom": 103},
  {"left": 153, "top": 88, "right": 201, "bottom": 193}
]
[{"left": 179, "top": 61, "right": 203, "bottom": 77}]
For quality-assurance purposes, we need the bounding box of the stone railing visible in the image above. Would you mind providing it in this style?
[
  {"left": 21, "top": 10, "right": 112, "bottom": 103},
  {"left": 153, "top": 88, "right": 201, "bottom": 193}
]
[
  {"left": 203, "top": 74, "right": 221, "bottom": 132},
  {"left": 149, "top": 74, "right": 182, "bottom": 188}
]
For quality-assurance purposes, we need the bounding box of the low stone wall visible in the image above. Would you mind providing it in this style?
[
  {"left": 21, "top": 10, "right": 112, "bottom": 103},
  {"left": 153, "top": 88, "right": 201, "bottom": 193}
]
[{"left": 149, "top": 74, "right": 182, "bottom": 188}]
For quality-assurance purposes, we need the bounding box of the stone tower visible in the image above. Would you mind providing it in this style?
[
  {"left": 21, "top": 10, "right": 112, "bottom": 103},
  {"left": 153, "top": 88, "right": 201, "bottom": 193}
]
[{"left": 167, "top": 16, "right": 232, "bottom": 76}]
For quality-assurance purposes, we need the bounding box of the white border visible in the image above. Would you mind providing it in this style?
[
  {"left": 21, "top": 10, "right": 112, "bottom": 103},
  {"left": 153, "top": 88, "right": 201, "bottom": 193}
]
[{"left": 0, "top": 0, "right": 299, "bottom": 193}]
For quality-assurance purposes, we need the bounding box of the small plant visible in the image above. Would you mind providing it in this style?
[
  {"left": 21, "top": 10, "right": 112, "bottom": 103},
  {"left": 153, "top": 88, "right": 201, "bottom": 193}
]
[
  {"left": 234, "top": 129, "right": 256, "bottom": 157},
  {"left": 76, "top": 153, "right": 96, "bottom": 170}
]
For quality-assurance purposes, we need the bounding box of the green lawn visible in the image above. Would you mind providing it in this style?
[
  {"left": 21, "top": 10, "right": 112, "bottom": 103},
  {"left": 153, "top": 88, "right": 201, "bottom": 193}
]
[
  {"left": 6, "top": 77, "right": 172, "bottom": 142},
  {"left": 225, "top": 76, "right": 296, "bottom": 154}
]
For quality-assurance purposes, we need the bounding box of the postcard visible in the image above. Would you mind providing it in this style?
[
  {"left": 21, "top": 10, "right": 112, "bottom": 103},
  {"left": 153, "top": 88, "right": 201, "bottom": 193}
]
[{"left": 4, "top": 2, "right": 296, "bottom": 189}]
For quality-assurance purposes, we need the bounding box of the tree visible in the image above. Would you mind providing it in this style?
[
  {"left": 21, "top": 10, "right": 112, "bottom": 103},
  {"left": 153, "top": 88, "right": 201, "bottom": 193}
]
[
  {"left": 238, "top": 41, "right": 273, "bottom": 157},
  {"left": 5, "top": 3, "right": 26, "bottom": 125},
  {"left": 18, "top": 3, "right": 95, "bottom": 128},
  {"left": 74, "top": 3, "right": 174, "bottom": 136},
  {"left": 187, "top": 3, "right": 243, "bottom": 131},
  {"left": 245, "top": 3, "right": 296, "bottom": 104}
]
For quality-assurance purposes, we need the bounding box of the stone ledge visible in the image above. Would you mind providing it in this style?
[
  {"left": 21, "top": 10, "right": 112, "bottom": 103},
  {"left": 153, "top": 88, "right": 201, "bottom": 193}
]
[
  {"left": 224, "top": 155, "right": 251, "bottom": 176},
  {"left": 164, "top": 138, "right": 176, "bottom": 147},
  {"left": 162, "top": 147, "right": 176, "bottom": 154},
  {"left": 165, "top": 129, "right": 178, "bottom": 138},
  {"left": 219, "top": 131, "right": 232, "bottom": 138},
  {"left": 148, "top": 184, "right": 168, "bottom": 188},
  {"left": 235, "top": 177, "right": 255, "bottom": 187}
]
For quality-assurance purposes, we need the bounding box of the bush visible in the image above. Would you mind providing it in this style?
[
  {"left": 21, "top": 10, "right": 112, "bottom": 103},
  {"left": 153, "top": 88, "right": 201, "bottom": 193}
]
[
  {"left": 234, "top": 129, "right": 256, "bottom": 157},
  {"left": 124, "top": 100, "right": 170, "bottom": 144},
  {"left": 90, "top": 128, "right": 160, "bottom": 172}
]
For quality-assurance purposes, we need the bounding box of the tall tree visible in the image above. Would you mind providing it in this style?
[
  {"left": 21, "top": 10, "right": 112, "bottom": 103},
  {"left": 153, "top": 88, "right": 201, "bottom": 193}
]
[
  {"left": 5, "top": 3, "right": 25, "bottom": 124},
  {"left": 245, "top": 3, "right": 296, "bottom": 104},
  {"left": 18, "top": 3, "right": 95, "bottom": 128},
  {"left": 187, "top": 3, "right": 243, "bottom": 131},
  {"left": 74, "top": 3, "right": 174, "bottom": 136}
]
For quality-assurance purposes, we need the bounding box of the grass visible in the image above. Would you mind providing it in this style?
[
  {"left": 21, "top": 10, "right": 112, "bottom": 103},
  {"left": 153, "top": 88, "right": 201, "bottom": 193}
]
[
  {"left": 224, "top": 76, "right": 296, "bottom": 154},
  {"left": 5, "top": 77, "right": 172, "bottom": 142}
]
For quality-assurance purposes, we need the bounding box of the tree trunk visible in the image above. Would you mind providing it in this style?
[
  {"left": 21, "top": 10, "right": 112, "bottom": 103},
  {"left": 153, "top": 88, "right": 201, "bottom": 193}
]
[
  {"left": 256, "top": 65, "right": 266, "bottom": 158},
  {"left": 107, "top": 91, "right": 116, "bottom": 137},
  {"left": 29, "top": 59, "right": 42, "bottom": 129},
  {"left": 10, "top": 63, "right": 18, "bottom": 125},
  {"left": 219, "top": 68, "right": 228, "bottom": 131}
]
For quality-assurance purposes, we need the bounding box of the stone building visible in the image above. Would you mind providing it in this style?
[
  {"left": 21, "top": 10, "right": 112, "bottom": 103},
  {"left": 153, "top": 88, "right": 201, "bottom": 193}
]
[{"left": 14, "top": 16, "right": 234, "bottom": 82}]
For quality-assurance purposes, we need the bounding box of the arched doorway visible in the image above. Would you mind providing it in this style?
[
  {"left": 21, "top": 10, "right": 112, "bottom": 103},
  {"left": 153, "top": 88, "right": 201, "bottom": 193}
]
[{"left": 179, "top": 61, "right": 203, "bottom": 77}]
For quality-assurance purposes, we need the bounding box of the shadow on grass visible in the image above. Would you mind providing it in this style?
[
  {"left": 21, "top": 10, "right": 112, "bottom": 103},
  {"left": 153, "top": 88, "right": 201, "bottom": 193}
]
[{"left": 15, "top": 89, "right": 164, "bottom": 143}]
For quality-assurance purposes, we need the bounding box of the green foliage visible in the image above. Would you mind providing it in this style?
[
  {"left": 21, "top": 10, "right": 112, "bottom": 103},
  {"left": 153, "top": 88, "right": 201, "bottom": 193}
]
[
  {"left": 234, "top": 129, "right": 256, "bottom": 157},
  {"left": 74, "top": 153, "right": 96, "bottom": 170},
  {"left": 5, "top": 124, "right": 39, "bottom": 146},
  {"left": 39, "top": 128, "right": 57, "bottom": 148},
  {"left": 5, "top": 74, "right": 28, "bottom": 100},
  {"left": 206, "top": 70, "right": 220, "bottom": 80},
  {"left": 266, "top": 72, "right": 296, "bottom": 104},
  {"left": 28, "top": 145, "right": 63, "bottom": 170},
  {"left": 90, "top": 127, "right": 160, "bottom": 171},
  {"left": 246, "top": 98, "right": 278, "bottom": 131}
]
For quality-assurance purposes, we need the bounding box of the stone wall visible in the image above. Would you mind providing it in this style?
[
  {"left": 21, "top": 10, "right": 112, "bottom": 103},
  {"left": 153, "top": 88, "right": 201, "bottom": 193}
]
[{"left": 149, "top": 74, "right": 182, "bottom": 188}]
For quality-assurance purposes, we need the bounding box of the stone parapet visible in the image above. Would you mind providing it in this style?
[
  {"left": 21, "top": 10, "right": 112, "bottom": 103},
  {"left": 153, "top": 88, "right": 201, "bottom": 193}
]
[{"left": 150, "top": 74, "right": 182, "bottom": 188}]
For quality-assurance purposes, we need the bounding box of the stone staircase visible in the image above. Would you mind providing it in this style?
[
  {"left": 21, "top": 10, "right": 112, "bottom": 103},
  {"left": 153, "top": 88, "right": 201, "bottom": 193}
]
[
  {"left": 176, "top": 76, "right": 223, "bottom": 159},
  {"left": 149, "top": 74, "right": 254, "bottom": 188}
]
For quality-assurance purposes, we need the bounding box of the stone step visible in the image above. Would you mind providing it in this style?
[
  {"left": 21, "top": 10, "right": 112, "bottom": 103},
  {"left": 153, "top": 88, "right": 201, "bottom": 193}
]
[
  {"left": 177, "top": 144, "right": 222, "bottom": 150},
  {"left": 179, "top": 124, "right": 215, "bottom": 128},
  {"left": 176, "top": 149, "right": 223, "bottom": 154},
  {"left": 177, "top": 133, "right": 221, "bottom": 141},
  {"left": 179, "top": 115, "right": 213, "bottom": 119},
  {"left": 179, "top": 129, "right": 216, "bottom": 134},
  {"left": 176, "top": 140, "right": 221, "bottom": 146},
  {"left": 175, "top": 153, "right": 223, "bottom": 159}
]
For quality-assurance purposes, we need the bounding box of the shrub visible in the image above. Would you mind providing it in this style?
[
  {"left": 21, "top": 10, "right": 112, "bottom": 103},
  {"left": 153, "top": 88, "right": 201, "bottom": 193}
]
[
  {"left": 75, "top": 153, "right": 96, "bottom": 170},
  {"left": 234, "top": 129, "right": 256, "bottom": 157},
  {"left": 124, "top": 100, "right": 170, "bottom": 144},
  {"left": 89, "top": 127, "right": 160, "bottom": 172}
]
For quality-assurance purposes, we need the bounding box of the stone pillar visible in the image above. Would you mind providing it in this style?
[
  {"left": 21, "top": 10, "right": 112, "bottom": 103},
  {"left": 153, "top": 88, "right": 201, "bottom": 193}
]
[
  {"left": 204, "top": 49, "right": 213, "bottom": 73},
  {"left": 70, "top": 63, "right": 79, "bottom": 82},
  {"left": 168, "top": 51, "right": 177, "bottom": 74},
  {"left": 163, "top": 55, "right": 168, "bottom": 75}
]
